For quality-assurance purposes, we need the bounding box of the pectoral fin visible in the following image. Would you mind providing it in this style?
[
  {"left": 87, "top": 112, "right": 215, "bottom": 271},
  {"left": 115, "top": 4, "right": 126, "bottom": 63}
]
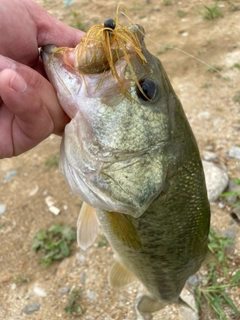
[
  {"left": 109, "top": 261, "right": 137, "bottom": 288},
  {"left": 77, "top": 202, "right": 99, "bottom": 250},
  {"left": 106, "top": 211, "right": 142, "bottom": 250}
]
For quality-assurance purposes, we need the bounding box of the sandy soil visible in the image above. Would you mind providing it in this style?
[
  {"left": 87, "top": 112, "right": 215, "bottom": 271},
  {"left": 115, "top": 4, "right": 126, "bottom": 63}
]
[{"left": 0, "top": 0, "right": 240, "bottom": 319}]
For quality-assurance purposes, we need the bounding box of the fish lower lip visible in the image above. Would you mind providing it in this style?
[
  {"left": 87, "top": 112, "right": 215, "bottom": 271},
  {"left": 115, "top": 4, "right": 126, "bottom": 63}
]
[{"left": 41, "top": 45, "right": 57, "bottom": 54}]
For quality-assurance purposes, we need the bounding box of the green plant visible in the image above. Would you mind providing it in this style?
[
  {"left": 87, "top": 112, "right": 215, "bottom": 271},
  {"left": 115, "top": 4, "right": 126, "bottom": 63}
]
[
  {"left": 97, "top": 234, "right": 108, "bottom": 247},
  {"left": 70, "top": 10, "right": 88, "bottom": 31},
  {"left": 32, "top": 224, "right": 76, "bottom": 266},
  {"left": 207, "top": 64, "right": 222, "bottom": 73},
  {"left": 64, "top": 289, "right": 83, "bottom": 316},
  {"left": 201, "top": 3, "right": 223, "bottom": 20},
  {"left": 193, "top": 228, "right": 240, "bottom": 319},
  {"left": 156, "top": 44, "right": 176, "bottom": 55},
  {"left": 233, "top": 92, "right": 240, "bottom": 104},
  {"left": 163, "top": 0, "right": 172, "bottom": 6},
  {"left": 177, "top": 9, "right": 186, "bottom": 18},
  {"left": 0, "top": 223, "right": 6, "bottom": 230},
  {"left": 231, "top": 63, "right": 240, "bottom": 69},
  {"left": 45, "top": 153, "right": 58, "bottom": 168},
  {"left": 12, "top": 274, "right": 30, "bottom": 285},
  {"left": 220, "top": 177, "right": 240, "bottom": 206}
]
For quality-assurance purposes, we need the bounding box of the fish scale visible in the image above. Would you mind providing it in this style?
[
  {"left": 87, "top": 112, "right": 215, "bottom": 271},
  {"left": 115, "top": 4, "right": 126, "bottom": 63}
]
[{"left": 42, "top": 14, "right": 211, "bottom": 318}]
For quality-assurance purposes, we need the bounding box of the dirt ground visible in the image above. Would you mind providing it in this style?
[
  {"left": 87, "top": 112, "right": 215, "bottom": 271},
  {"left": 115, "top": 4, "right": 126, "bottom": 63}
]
[{"left": 1, "top": 0, "right": 240, "bottom": 319}]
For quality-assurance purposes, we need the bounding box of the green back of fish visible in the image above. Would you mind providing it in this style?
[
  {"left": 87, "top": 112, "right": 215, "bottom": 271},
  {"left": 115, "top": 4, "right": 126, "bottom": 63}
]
[{"left": 96, "top": 66, "right": 210, "bottom": 302}]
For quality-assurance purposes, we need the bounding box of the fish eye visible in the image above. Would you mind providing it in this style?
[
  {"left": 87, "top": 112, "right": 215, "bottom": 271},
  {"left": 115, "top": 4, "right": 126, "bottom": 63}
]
[
  {"left": 137, "top": 78, "right": 159, "bottom": 102},
  {"left": 104, "top": 18, "right": 116, "bottom": 30}
]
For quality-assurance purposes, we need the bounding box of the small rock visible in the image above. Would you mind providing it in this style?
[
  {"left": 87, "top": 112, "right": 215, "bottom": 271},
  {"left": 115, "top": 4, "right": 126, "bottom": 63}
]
[
  {"left": 119, "top": 295, "right": 127, "bottom": 301},
  {"left": 222, "top": 227, "right": 237, "bottom": 252},
  {"left": 4, "top": 170, "right": 17, "bottom": 181},
  {"left": 202, "top": 161, "right": 229, "bottom": 202},
  {"left": 81, "top": 272, "right": 86, "bottom": 285},
  {"left": 197, "top": 111, "right": 210, "bottom": 120},
  {"left": 22, "top": 302, "right": 41, "bottom": 315},
  {"left": 48, "top": 205, "right": 61, "bottom": 215},
  {"left": 179, "top": 288, "right": 199, "bottom": 320},
  {"left": 45, "top": 196, "right": 55, "bottom": 207},
  {"left": 218, "top": 201, "right": 225, "bottom": 209},
  {"left": 56, "top": 257, "right": 72, "bottom": 278},
  {"left": 202, "top": 151, "right": 218, "bottom": 162},
  {"left": 29, "top": 185, "right": 39, "bottom": 197},
  {"left": 59, "top": 286, "right": 70, "bottom": 297},
  {"left": 226, "top": 179, "right": 240, "bottom": 204},
  {"left": 86, "top": 290, "right": 97, "bottom": 300},
  {"left": 33, "top": 286, "right": 47, "bottom": 297},
  {"left": 230, "top": 207, "right": 240, "bottom": 226},
  {"left": 10, "top": 283, "right": 17, "bottom": 290},
  {"left": 213, "top": 118, "right": 222, "bottom": 126},
  {"left": 222, "top": 227, "right": 237, "bottom": 239},
  {"left": 229, "top": 146, "right": 240, "bottom": 160},
  {"left": 187, "top": 275, "right": 200, "bottom": 286},
  {"left": 0, "top": 204, "right": 6, "bottom": 215},
  {"left": 76, "top": 252, "right": 86, "bottom": 263}
]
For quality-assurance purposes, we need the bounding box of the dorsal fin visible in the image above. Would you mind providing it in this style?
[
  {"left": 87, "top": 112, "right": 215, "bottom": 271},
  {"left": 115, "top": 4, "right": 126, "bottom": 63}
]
[{"left": 77, "top": 202, "right": 100, "bottom": 250}]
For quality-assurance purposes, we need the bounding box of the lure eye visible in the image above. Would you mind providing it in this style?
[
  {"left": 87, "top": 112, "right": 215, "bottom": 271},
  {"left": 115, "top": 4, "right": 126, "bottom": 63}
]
[
  {"left": 104, "top": 18, "right": 116, "bottom": 30},
  {"left": 137, "top": 78, "right": 159, "bottom": 102}
]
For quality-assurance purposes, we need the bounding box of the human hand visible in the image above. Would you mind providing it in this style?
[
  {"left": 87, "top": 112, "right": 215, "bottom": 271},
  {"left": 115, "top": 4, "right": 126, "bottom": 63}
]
[{"left": 0, "top": 0, "right": 84, "bottom": 158}]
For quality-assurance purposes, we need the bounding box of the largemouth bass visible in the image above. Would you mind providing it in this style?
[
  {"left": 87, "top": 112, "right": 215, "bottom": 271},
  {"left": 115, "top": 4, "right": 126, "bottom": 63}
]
[{"left": 42, "top": 8, "right": 211, "bottom": 319}]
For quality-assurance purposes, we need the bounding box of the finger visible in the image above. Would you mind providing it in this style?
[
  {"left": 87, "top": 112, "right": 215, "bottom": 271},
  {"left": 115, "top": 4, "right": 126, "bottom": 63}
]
[
  {"left": 0, "top": 55, "right": 70, "bottom": 136},
  {"left": 0, "top": 68, "right": 55, "bottom": 156},
  {"left": 27, "top": 0, "right": 85, "bottom": 47}
]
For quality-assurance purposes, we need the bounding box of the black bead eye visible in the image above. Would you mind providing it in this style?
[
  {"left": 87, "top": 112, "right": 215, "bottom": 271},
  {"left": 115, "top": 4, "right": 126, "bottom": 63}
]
[
  {"left": 104, "top": 18, "right": 116, "bottom": 30},
  {"left": 137, "top": 78, "right": 158, "bottom": 102}
]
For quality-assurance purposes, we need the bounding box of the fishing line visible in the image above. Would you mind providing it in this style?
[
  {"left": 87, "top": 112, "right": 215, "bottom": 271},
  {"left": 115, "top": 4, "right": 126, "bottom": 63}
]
[{"left": 120, "top": 10, "right": 228, "bottom": 79}]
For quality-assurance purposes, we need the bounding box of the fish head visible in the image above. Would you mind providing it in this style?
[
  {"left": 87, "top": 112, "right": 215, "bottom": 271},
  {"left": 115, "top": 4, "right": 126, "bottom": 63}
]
[{"left": 41, "top": 24, "right": 185, "bottom": 217}]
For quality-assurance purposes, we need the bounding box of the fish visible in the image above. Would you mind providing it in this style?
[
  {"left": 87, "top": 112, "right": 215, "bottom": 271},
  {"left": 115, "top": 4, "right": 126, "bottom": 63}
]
[{"left": 41, "top": 7, "right": 211, "bottom": 319}]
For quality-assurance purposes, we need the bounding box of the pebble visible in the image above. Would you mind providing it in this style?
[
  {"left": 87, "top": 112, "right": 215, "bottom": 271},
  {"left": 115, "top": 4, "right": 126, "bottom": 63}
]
[
  {"left": 179, "top": 288, "right": 199, "bottom": 320},
  {"left": 4, "top": 170, "right": 17, "bottom": 181},
  {"left": 22, "top": 302, "right": 41, "bottom": 315},
  {"left": 222, "top": 227, "right": 237, "bottom": 252},
  {"left": 230, "top": 207, "right": 240, "bottom": 226},
  {"left": 49, "top": 205, "right": 61, "bottom": 215},
  {"left": 28, "top": 185, "right": 39, "bottom": 197},
  {"left": 76, "top": 252, "right": 86, "bottom": 263},
  {"left": 81, "top": 272, "right": 86, "bottom": 285},
  {"left": 33, "top": 286, "right": 47, "bottom": 297},
  {"left": 229, "top": 146, "right": 240, "bottom": 160},
  {"left": 45, "top": 196, "right": 55, "bottom": 207},
  {"left": 187, "top": 275, "right": 200, "bottom": 286},
  {"left": 44, "top": 196, "right": 60, "bottom": 215},
  {"left": 0, "top": 204, "right": 6, "bottom": 215},
  {"left": 10, "top": 283, "right": 17, "bottom": 290},
  {"left": 226, "top": 179, "right": 240, "bottom": 204},
  {"left": 56, "top": 257, "right": 72, "bottom": 278},
  {"left": 86, "top": 289, "right": 97, "bottom": 300},
  {"left": 202, "top": 161, "right": 229, "bottom": 202},
  {"left": 59, "top": 286, "right": 70, "bottom": 297},
  {"left": 197, "top": 111, "right": 210, "bottom": 120},
  {"left": 202, "top": 151, "right": 217, "bottom": 162}
]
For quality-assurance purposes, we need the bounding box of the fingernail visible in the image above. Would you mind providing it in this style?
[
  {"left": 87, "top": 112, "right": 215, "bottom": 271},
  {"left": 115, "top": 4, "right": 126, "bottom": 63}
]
[{"left": 10, "top": 72, "right": 27, "bottom": 93}]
